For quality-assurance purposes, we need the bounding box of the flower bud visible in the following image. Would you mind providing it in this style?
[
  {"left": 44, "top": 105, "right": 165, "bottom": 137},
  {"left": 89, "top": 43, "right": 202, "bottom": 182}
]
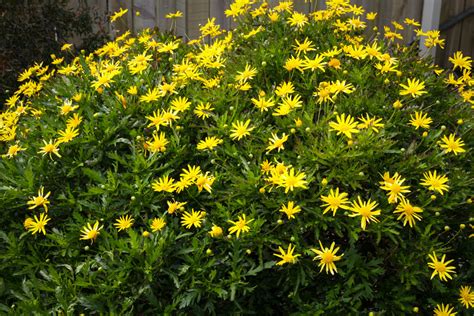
[
  {"left": 277, "top": 219, "right": 283, "bottom": 225},
  {"left": 142, "top": 231, "right": 150, "bottom": 237}
]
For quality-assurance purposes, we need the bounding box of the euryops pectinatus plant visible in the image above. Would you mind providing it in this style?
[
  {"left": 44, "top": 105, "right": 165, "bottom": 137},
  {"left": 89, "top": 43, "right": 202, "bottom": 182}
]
[{"left": 0, "top": 0, "right": 473, "bottom": 314}]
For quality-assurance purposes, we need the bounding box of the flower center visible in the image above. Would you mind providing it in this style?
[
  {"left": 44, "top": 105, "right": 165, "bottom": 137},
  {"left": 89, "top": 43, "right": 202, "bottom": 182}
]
[
  {"left": 434, "top": 262, "right": 446, "bottom": 273},
  {"left": 321, "top": 252, "right": 334, "bottom": 264}
]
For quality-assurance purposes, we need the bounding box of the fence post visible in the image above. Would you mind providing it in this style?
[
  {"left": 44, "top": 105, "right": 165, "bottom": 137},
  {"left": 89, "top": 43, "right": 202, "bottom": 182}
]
[{"left": 420, "top": 0, "right": 442, "bottom": 58}]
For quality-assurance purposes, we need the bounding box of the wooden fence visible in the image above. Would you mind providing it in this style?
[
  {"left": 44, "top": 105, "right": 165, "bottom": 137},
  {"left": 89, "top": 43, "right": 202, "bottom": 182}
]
[{"left": 78, "top": 0, "right": 474, "bottom": 67}]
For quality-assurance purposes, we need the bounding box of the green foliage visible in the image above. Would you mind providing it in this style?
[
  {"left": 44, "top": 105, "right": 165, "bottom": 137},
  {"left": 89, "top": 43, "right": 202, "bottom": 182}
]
[{"left": 0, "top": 1, "right": 473, "bottom": 314}]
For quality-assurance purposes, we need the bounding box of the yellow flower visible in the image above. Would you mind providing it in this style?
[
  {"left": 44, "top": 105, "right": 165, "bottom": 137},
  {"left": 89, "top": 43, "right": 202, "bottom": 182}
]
[
  {"left": 379, "top": 173, "right": 410, "bottom": 204},
  {"left": 357, "top": 114, "right": 384, "bottom": 133},
  {"left": 235, "top": 64, "right": 257, "bottom": 83},
  {"left": 24, "top": 217, "right": 35, "bottom": 230},
  {"left": 152, "top": 175, "right": 176, "bottom": 193},
  {"left": 399, "top": 78, "right": 427, "bottom": 98},
  {"left": 428, "top": 251, "right": 456, "bottom": 282},
  {"left": 409, "top": 111, "right": 432, "bottom": 129},
  {"left": 278, "top": 168, "right": 308, "bottom": 193},
  {"left": 180, "top": 165, "right": 201, "bottom": 183},
  {"left": 273, "top": 243, "right": 300, "bottom": 265},
  {"left": 27, "top": 186, "right": 51, "bottom": 212},
  {"left": 252, "top": 96, "right": 275, "bottom": 112},
  {"left": 394, "top": 197, "right": 423, "bottom": 228},
  {"left": 128, "top": 53, "right": 152, "bottom": 75},
  {"left": 420, "top": 170, "right": 449, "bottom": 195},
  {"left": 433, "top": 303, "right": 456, "bottom": 316},
  {"left": 114, "top": 215, "right": 134, "bottom": 231},
  {"left": 393, "top": 99, "right": 403, "bottom": 109},
  {"left": 151, "top": 217, "right": 166, "bottom": 232},
  {"left": 170, "top": 96, "right": 191, "bottom": 112},
  {"left": 458, "top": 285, "right": 474, "bottom": 308},
  {"left": 311, "top": 241, "right": 343, "bottom": 275},
  {"left": 440, "top": 134, "right": 465, "bottom": 155},
  {"left": 328, "top": 58, "right": 341, "bottom": 69},
  {"left": 279, "top": 201, "right": 301, "bottom": 219},
  {"left": 59, "top": 101, "right": 79, "bottom": 116},
  {"left": 302, "top": 55, "right": 327, "bottom": 72},
  {"left": 284, "top": 55, "right": 304, "bottom": 72},
  {"left": 404, "top": 18, "right": 420, "bottom": 27},
  {"left": 275, "top": 82, "right": 295, "bottom": 97},
  {"left": 80, "top": 221, "right": 103, "bottom": 243},
  {"left": 61, "top": 43, "right": 73, "bottom": 51},
  {"left": 165, "top": 11, "right": 183, "bottom": 19},
  {"left": 228, "top": 214, "right": 253, "bottom": 238},
  {"left": 194, "top": 102, "right": 214, "bottom": 119},
  {"left": 27, "top": 213, "right": 51, "bottom": 235},
  {"left": 449, "top": 51, "right": 472, "bottom": 71},
  {"left": 366, "top": 12, "right": 377, "bottom": 20},
  {"left": 266, "top": 132, "right": 289, "bottom": 153},
  {"left": 110, "top": 8, "right": 128, "bottom": 22},
  {"left": 321, "top": 187, "right": 350, "bottom": 216},
  {"left": 4, "top": 144, "right": 26, "bottom": 158},
  {"left": 329, "top": 113, "right": 359, "bottom": 139},
  {"left": 139, "top": 87, "right": 162, "bottom": 103},
  {"left": 38, "top": 139, "right": 61, "bottom": 159},
  {"left": 127, "top": 85, "right": 138, "bottom": 95},
  {"left": 348, "top": 197, "right": 381, "bottom": 230},
  {"left": 146, "top": 132, "right": 169, "bottom": 153},
  {"left": 197, "top": 136, "right": 223, "bottom": 150},
  {"left": 57, "top": 126, "right": 79, "bottom": 144},
  {"left": 293, "top": 38, "right": 315, "bottom": 55},
  {"left": 181, "top": 209, "right": 206, "bottom": 229},
  {"left": 66, "top": 113, "right": 82, "bottom": 128},
  {"left": 195, "top": 172, "right": 215, "bottom": 193},
  {"left": 230, "top": 119, "right": 255, "bottom": 140},
  {"left": 287, "top": 12, "right": 308, "bottom": 28},
  {"left": 167, "top": 200, "right": 187, "bottom": 214},
  {"left": 209, "top": 224, "right": 223, "bottom": 238}
]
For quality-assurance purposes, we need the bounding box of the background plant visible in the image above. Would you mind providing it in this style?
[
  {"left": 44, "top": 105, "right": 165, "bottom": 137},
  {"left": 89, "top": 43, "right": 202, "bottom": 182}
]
[{"left": 0, "top": 0, "right": 109, "bottom": 106}]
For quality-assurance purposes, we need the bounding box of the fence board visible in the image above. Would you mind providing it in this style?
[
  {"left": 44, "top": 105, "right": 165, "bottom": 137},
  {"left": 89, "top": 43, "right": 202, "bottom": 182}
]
[
  {"left": 459, "top": 0, "right": 474, "bottom": 61},
  {"left": 186, "top": 0, "right": 210, "bottom": 40},
  {"left": 134, "top": 0, "right": 157, "bottom": 32},
  {"left": 156, "top": 0, "right": 177, "bottom": 32},
  {"left": 436, "top": 0, "right": 466, "bottom": 66}
]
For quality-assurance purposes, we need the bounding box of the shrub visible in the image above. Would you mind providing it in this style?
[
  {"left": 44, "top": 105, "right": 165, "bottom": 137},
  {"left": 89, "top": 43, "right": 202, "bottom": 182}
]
[{"left": 0, "top": 0, "right": 473, "bottom": 314}]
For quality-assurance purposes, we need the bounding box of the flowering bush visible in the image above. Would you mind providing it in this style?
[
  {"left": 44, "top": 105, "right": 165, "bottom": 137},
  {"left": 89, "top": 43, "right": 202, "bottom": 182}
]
[{"left": 0, "top": 0, "right": 473, "bottom": 314}]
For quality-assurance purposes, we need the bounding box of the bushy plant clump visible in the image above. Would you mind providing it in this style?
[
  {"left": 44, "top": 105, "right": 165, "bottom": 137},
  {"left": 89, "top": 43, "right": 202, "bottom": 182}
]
[{"left": 0, "top": 0, "right": 473, "bottom": 314}]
